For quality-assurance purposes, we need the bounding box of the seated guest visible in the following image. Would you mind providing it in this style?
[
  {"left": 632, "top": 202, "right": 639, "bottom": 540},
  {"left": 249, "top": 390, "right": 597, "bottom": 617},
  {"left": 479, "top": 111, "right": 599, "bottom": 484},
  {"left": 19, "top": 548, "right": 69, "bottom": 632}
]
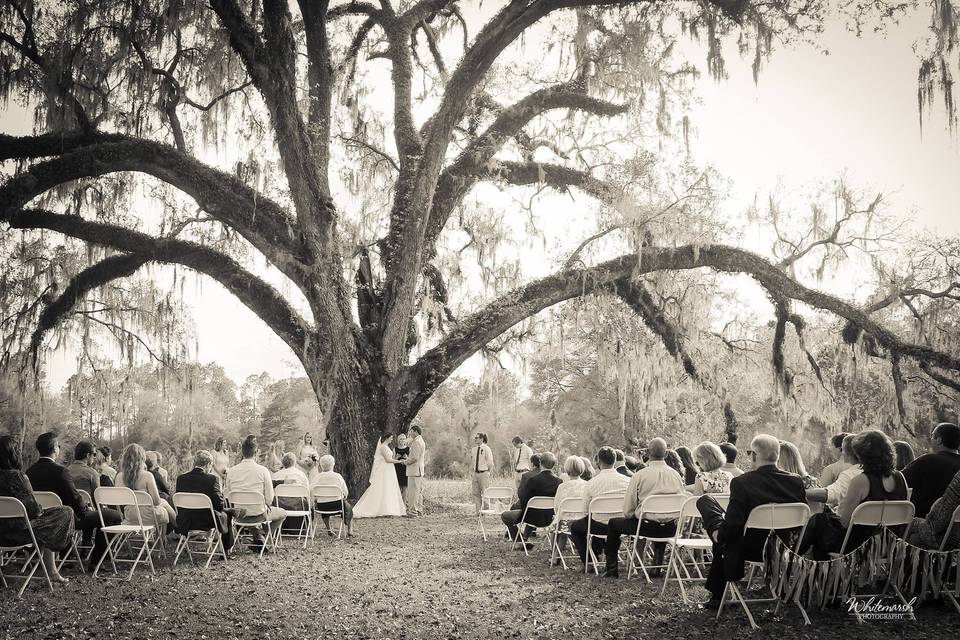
[
  {"left": 908, "top": 469, "right": 960, "bottom": 550},
  {"left": 67, "top": 441, "right": 102, "bottom": 500},
  {"left": 696, "top": 434, "right": 806, "bottom": 608},
  {"left": 686, "top": 441, "right": 733, "bottom": 495},
  {"left": 614, "top": 449, "right": 633, "bottom": 477},
  {"left": 554, "top": 456, "right": 588, "bottom": 512},
  {"left": 806, "top": 434, "right": 860, "bottom": 508},
  {"left": 152, "top": 451, "right": 171, "bottom": 486},
  {"left": 0, "top": 435, "right": 74, "bottom": 584},
  {"left": 663, "top": 449, "right": 684, "bottom": 478},
  {"left": 579, "top": 456, "right": 596, "bottom": 481},
  {"left": 26, "top": 431, "right": 120, "bottom": 572},
  {"left": 675, "top": 446, "right": 699, "bottom": 485},
  {"left": 145, "top": 451, "right": 172, "bottom": 503},
  {"left": 799, "top": 430, "right": 907, "bottom": 559},
  {"left": 625, "top": 455, "right": 644, "bottom": 473},
  {"left": 516, "top": 454, "right": 542, "bottom": 501},
  {"left": 273, "top": 452, "right": 309, "bottom": 487},
  {"left": 569, "top": 447, "right": 631, "bottom": 569},
  {"left": 604, "top": 438, "right": 685, "bottom": 578},
  {"left": 98, "top": 446, "right": 118, "bottom": 483},
  {"left": 501, "top": 452, "right": 562, "bottom": 545},
  {"left": 227, "top": 436, "right": 287, "bottom": 545},
  {"left": 116, "top": 444, "right": 177, "bottom": 528},
  {"left": 820, "top": 432, "right": 854, "bottom": 486},
  {"left": 778, "top": 441, "right": 821, "bottom": 491},
  {"left": 718, "top": 442, "right": 744, "bottom": 477},
  {"left": 902, "top": 423, "right": 960, "bottom": 518},
  {"left": 95, "top": 447, "right": 115, "bottom": 487},
  {"left": 175, "top": 450, "right": 236, "bottom": 551},
  {"left": 893, "top": 441, "right": 915, "bottom": 471},
  {"left": 310, "top": 455, "right": 354, "bottom": 537}
]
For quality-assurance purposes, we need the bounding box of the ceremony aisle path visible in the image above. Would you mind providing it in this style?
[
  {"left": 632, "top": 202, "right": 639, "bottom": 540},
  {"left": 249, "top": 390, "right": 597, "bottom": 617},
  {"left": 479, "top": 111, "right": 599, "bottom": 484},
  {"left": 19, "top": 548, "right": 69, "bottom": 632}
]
[{"left": 1, "top": 485, "right": 955, "bottom": 639}]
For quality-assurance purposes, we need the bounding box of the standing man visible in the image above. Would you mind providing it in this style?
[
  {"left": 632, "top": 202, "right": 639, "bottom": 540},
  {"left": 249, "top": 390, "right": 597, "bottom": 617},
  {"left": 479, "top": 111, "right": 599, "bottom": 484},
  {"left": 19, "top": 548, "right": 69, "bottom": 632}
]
[
  {"left": 512, "top": 436, "right": 533, "bottom": 488},
  {"left": 403, "top": 425, "right": 427, "bottom": 516},
  {"left": 470, "top": 432, "right": 494, "bottom": 514}
]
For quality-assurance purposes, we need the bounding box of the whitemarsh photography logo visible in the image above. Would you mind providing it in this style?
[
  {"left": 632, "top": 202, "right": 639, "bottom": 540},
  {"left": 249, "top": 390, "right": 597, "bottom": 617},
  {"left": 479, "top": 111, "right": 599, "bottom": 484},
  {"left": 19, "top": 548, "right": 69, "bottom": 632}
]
[{"left": 845, "top": 596, "right": 917, "bottom": 621}]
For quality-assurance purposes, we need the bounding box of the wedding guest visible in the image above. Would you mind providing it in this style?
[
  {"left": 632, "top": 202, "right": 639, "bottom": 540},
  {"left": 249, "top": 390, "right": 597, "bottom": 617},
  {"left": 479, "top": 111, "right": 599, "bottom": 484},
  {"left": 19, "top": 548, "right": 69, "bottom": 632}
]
[
  {"left": 273, "top": 453, "right": 309, "bottom": 487},
  {"left": 604, "top": 438, "right": 684, "bottom": 578},
  {"left": 512, "top": 436, "right": 534, "bottom": 488},
  {"left": 675, "top": 446, "right": 698, "bottom": 485},
  {"left": 663, "top": 449, "right": 684, "bottom": 478},
  {"left": 26, "top": 432, "right": 120, "bottom": 571},
  {"left": 902, "top": 423, "right": 960, "bottom": 518},
  {"left": 799, "top": 430, "right": 907, "bottom": 559},
  {"left": 718, "top": 442, "right": 744, "bottom": 477},
  {"left": 501, "top": 452, "right": 561, "bottom": 545},
  {"left": 778, "top": 441, "right": 821, "bottom": 491},
  {"left": 394, "top": 433, "right": 410, "bottom": 502},
  {"left": 806, "top": 434, "right": 860, "bottom": 508},
  {"left": 175, "top": 450, "right": 236, "bottom": 551},
  {"left": 296, "top": 432, "right": 321, "bottom": 483},
  {"left": 144, "top": 451, "right": 173, "bottom": 503},
  {"left": 116, "top": 443, "right": 177, "bottom": 528},
  {"left": 152, "top": 451, "right": 171, "bottom": 486},
  {"left": 624, "top": 455, "right": 644, "bottom": 473},
  {"left": 696, "top": 434, "right": 806, "bottom": 609},
  {"left": 0, "top": 435, "right": 73, "bottom": 584},
  {"left": 580, "top": 456, "right": 596, "bottom": 481},
  {"left": 569, "top": 447, "right": 631, "bottom": 568},
  {"left": 95, "top": 447, "right": 115, "bottom": 487},
  {"left": 908, "top": 469, "right": 960, "bottom": 550},
  {"left": 685, "top": 441, "right": 733, "bottom": 496},
  {"left": 820, "top": 432, "right": 853, "bottom": 486},
  {"left": 893, "top": 440, "right": 915, "bottom": 471},
  {"left": 98, "top": 446, "right": 118, "bottom": 482},
  {"left": 516, "top": 454, "right": 541, "bottom": 500},
  {"left": 614, "top": 449, "right": 633, "bottom": 477},
  {"left": 311, "top": 455, "right": 354, "bottom": 537},
  {"left": 67, "top": 441, "right": 102, "bottom": 499},
  {"left": 470, "top": 432, "right": 494, "bottom": 514},
  {"left": 554, "top": 457, "right": 589, "bottom": 512},
  {"left": 212, "top": 438, "right": 230, "bottom": 477},
  {"left": 228, "top": 436, "right": 287, "bottom": 545}
]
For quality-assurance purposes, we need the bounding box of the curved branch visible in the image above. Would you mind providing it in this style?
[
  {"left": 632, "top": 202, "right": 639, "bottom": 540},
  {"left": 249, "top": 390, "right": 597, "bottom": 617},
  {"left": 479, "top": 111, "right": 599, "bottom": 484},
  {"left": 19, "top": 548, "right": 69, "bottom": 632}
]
[
  {"left": 5, "top": 208, "right": 314, "bottom": 357},
  {"left": 488, "top": 160, "right": 623, "bottom": 203}
]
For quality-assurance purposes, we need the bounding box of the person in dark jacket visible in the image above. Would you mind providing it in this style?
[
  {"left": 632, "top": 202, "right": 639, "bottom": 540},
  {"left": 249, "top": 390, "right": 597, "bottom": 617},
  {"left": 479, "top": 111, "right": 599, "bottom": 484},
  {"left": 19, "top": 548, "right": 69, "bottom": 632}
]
[
  {"left": 175, "top": 450, "right": 236, "bottom": 551},
  {"left": 902, "top": 423, "right": 960, "bottom": 518},
  {"left": 501, "top": 452, "right": 562, "bottom": 545}
]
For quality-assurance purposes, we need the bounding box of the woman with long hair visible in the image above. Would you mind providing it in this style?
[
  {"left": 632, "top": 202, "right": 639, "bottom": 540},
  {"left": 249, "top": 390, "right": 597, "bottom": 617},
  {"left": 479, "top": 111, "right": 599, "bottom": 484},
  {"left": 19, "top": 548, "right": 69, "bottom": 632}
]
[
  {"left": 663, "top": 449, "right": 684, "bottom": 479},
  {"left": 674, "top": 446, "right": 699, "bottom": 486},
  {"left": 296, "top": 432, "right": 320, "bottom": 482},
  {"left": 0, "top": 435, "right": 73, "bottom": 584},
  {"left": 893, "top": 440, "right": 915, "bottom": 471},
  {"left": 779, "top": 439, "right": 824, "bottom": 515},
  {"left": 115, "top": 444, "right": 176, "bottom": 528},
  {"left": 211, "top": 437, "right": 230, "bottom": 477},
  {"left": 268, "top": 440, "right": 285, "bottom": 472}
]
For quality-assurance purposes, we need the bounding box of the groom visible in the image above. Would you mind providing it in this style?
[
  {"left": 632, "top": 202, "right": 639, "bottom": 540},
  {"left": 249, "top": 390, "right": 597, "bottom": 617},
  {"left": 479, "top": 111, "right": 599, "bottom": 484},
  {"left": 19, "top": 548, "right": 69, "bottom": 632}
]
[{"left": 402, "top": 425, "right": 426, "bottom": 516}]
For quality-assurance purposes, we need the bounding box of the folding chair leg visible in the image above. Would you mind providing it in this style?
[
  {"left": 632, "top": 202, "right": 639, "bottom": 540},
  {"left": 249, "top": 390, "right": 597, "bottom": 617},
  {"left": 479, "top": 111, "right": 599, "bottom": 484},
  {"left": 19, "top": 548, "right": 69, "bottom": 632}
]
[
  {"left": 728, "top": 583, "right": 760, "bottom": 630},
  {"left": 945, "top": 591, "right": 960, "bottom": 615},
  {"left": 479, "top": 515, "right": 487, "bottom": 542}
]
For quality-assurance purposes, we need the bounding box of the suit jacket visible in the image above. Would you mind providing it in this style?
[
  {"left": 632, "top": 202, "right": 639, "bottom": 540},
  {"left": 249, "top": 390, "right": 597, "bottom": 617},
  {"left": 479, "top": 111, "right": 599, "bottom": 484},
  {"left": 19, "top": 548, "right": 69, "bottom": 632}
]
[
  {"left": 516, "top": 468, "right": 540, "bottom": 500},
  {"left": 615, "top": 464, "right": 633, "bottom": 477},
  {"left": 719, "top": 464, "right": 806, "bottom": 578},
  {"left": 405, "top": 436, "right": 426, "bottom": 478},
  {"left": 519, "top": 470, "right": 562, "bottom": 527},
  {"left": 25, "top": 458, "right": 89, "bottom": 519},
  {"left": 175, "top": 468, "right": 228, "bottom": 534}
]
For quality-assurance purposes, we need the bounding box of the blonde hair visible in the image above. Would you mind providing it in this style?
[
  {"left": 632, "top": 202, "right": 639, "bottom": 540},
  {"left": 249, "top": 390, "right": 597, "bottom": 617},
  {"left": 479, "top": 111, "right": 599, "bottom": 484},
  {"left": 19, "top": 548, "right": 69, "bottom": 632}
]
[
  {"left": 119, "top": 443, "right": 147, "bottom": 488},
  {"left": 693, "top": 441, "right": 725, "bottom": 473},
  {"left": 778, "top": 440, "right": 808, "bottom": 476},
  {"left": 564, "top": 456, "right": 585, "bottom": 478}
]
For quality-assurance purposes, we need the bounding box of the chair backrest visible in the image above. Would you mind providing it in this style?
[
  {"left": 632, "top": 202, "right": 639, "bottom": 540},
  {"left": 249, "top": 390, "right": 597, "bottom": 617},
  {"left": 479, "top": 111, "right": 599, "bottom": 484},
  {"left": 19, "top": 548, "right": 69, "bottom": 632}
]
[
  {"left": 230, "top": 490, "right": 268, "bottom": 511},
  {"left": 638, "top": 493, "right": 686, "bottom": 520},
  {"left": 588, "top": 495, "right": 625, "bottom": 520},
  {"left": 839, "top": 500, "right": 915, "bottom": 553},
  {"left": 483, "top": 486, "right": 514, "bottom": 501},
  {"left": 276, "top": 484, "right": 310, "bottom": 499},
  {"left": 310, "top": 485, "right": 344, "bottom": 502},
  {"left": 95, "top": 486, "right": 139, "bottom": 508},
  {"left": 556, "top": 496, "right": 586, "bottom": 521},
  {"left": 78, "top": 489, "right": 93, "bottom": 506},
  {"left": 940, "top": 504, "right": 960, "bottom": 551},
  {"left": 172, "top": 492, "right": 214, "bottom": 511},
  {"left": 743, "top": 502, "right": 810, "bottom": 532},
  {"left": 34, "top": 491, "right": 63, "bottom": 510},
  {"left": 525, "top": 496, "right": 555, "bottom": 510},
  {"left": 0, "top": 496, "right": 28, "bottom": 520},
  {"left": 712, "top": 494, "right": 731, "bottom": 510}
]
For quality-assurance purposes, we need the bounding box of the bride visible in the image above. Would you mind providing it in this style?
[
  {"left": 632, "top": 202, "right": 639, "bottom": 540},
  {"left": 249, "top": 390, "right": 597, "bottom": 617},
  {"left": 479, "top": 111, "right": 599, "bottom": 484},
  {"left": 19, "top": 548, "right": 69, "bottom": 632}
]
[{"left": 353, "top": 433, "right": 407, "bottom": 518}]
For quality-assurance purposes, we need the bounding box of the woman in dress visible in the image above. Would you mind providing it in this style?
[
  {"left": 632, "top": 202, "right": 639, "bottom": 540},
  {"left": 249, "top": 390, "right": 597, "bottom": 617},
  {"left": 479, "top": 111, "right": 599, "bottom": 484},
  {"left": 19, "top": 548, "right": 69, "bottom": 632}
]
[
  {"left": 685, "top": 441, "right": 732, "bottom": 495},
  {"left": 0, "top": 435, "right": 73, "bottom": 583},
  {"left": 115, "top": 444, "right": 176, "bottom": 530},
  {"left": 295, "top": 432, "right": 320, "bottom": 483},
  {"left": 212, "top": 438, "right": 230, "bottom": 478},
  {"left": 393, "top": 433, "right": 410, "bottom": 501},
  {"left": 675, "top": 446, "right": 699, "bottom": 486},
  {"left": 353, "top": 432, "right": 407, "bottom": 518}
]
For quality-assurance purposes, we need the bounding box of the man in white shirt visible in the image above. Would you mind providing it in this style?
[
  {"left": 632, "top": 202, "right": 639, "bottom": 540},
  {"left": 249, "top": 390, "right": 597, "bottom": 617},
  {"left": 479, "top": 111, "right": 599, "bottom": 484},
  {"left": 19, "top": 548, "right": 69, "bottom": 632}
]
[
  {"left": 512, "top": 436, "right": 533, "bottom": 488},
  {"left": 819, "top": 432, "right": 854, "bottom": 487},
  {"left": 470, "top": 432, "right": 495, "bottom": 513},
  {"left": 569, "top": 447, "right": 631, "bottom": 567},
  {"left": 311, "top": 455, "right": 354, "bottom": 536},
  {"left": 226, "top": 436, "right": 287, "bottom": 545},
  {"left": 602, "top": 438, "right": 685, "bottom": 577},
  {"left": 807, "top": 434, "right": 860, "bottom": 506}
]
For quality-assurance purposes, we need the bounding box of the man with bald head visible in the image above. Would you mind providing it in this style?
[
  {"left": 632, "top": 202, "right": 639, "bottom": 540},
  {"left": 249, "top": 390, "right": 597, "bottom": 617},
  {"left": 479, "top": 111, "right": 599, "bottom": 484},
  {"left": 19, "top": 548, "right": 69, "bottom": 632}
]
[
  {"left": 696, "top": 434, "right": 806, "bottom": 608},
  {"left": 602, "top": 437, "right": 685, "bottom": 577}
]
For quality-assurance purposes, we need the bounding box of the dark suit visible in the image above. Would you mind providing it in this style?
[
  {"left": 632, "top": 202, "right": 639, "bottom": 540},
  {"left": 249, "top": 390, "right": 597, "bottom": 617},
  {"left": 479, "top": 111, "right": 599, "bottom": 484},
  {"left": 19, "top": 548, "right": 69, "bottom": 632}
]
[
  {"left": 150, "top": 468, "right": 172, "bottom": 502},
  {"left": 615, "top": 464, "right": 633, "bottom": 477},
  {"left": 697, "top": 464, "right": 806, "bottom": 597},
  {"left": 502, "top": 470, "right": 562, "bottom": 540},
  {"left": 513, "top": 468, "right": 541, "bottom": 509},
  {"left": 26, "top": 457, "right": 121, "bottom": 568},
  {"left": 175, "top": 468, "right": 234, "bottom": 550}
]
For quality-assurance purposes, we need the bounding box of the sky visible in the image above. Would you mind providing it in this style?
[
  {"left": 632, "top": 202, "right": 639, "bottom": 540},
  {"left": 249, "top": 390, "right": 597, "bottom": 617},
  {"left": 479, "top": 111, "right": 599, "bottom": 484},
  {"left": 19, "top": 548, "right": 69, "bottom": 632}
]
[{"left": 4, "top": 4, "right": 958, "bottom": 393}]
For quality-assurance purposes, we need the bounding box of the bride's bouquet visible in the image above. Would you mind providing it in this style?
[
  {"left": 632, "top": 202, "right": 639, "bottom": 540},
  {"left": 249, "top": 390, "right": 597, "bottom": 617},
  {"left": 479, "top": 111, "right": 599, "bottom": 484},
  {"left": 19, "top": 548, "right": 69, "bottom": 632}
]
[{"left": 301, "top": 452, "right": 319, "bottom": 469}]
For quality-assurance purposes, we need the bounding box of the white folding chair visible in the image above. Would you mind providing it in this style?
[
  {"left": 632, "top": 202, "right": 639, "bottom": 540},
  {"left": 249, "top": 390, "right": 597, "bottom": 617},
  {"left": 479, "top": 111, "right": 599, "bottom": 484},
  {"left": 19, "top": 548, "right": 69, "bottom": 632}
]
[
  {"left": 171, "top": 492, "right": 228, "bottom": 569},
  {"left": 478, "top": 486, "right": 513, "bottom": 541},
  {"left": 32, "top": 491, "right": 85, "bottom": 573},
  {"left": 550, "top": 496, "right": 585, "bottom": 569},
  {"left": 0, "top": 497, "right": 53, "bottom": 597},
  {"left": 310, "top": 485, "right": 346, "bottom": 540},
  {"left": 512, "top": 496, "right": 555, "bottom": 556},
  {"left": 584, "top": 495, "right": 626, "bottom": 575},
  {"left": 941, "top": 505, "right": 960, "bottom": 613},
  {"left": 275, "top": 484, "right": 313, "bottom": 548},
  {"left": 92, "top": 486, "right": 158, "bottom": 580},
  {"left": 229, "top": 490, "right": 278, "bottom": 557},
  {"left": 660, "top": 495, "right": 715, "bottom": 602},
  {"left": 716, "top": 502, "right": 810, "bottom": 630},
  {"left": 626, "top": 493, "right": 686, "bottom": 581}
]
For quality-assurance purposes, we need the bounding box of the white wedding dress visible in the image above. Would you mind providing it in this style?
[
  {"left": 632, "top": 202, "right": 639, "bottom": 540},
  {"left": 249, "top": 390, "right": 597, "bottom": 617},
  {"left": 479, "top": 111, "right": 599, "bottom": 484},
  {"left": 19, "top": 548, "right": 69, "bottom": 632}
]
[{"left": 353, "top": 442, "right": 407, "bottom": 518}]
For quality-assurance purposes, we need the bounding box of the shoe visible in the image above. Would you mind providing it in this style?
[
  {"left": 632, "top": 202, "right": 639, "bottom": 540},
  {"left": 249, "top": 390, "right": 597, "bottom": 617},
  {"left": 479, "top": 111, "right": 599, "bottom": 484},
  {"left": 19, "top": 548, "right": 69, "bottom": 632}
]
[
  {"left": 702, "top": 597, "right": 722, "bottom": 610},
  {"left": 603, "top": 569, "right": 619, "bottom": 578},
  {"left": 520, "top": 543, "right": 534, "bottom": 551}
]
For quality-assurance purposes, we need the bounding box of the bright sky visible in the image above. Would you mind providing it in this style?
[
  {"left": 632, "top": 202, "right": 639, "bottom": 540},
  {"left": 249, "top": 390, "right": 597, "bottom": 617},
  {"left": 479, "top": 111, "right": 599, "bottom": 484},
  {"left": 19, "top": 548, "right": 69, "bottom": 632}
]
[{"left": 7, "top": 6, "right": 958, "bottom": 392}]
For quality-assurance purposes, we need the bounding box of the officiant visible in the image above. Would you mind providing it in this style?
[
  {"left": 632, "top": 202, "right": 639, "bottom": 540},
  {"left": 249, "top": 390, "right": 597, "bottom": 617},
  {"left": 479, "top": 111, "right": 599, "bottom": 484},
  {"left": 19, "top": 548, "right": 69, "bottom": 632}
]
[{"left": 394, "top": 433, "right": 410, "bottom": 502}]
